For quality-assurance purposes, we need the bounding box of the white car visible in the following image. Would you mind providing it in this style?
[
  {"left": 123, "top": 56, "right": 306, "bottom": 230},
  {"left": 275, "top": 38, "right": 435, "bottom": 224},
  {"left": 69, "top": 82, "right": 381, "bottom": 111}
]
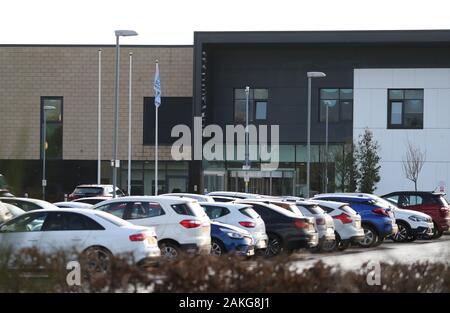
[
  {"left": 54, "top": 202, "right": 92, "bottom": 209},
  {"left": 291, "top": 200, "right": 336, "bottom": 252},
  {"left": 0, "top": 197, "right": 59, "bottom": 211},
  {"left": 207, "top": 191, "right": 263, "bottom": 199},
  {"left": 0, "top": 208, "right": 160, "bottom": 267},
  {"left": 0, "top": 202, "right": 25, "bottom": 223},
  {"left": 310, "top": 199, "right": 365, "bottom": 250},
  {"left": 161, "top": 193, "right": 215, "bottom": 203},
  {"left": 366, "top": 195, "right": 434, "bottom": 242},
  {"left": 91, "top": 196, "right": 211, "bottom": 259},
  {"left": 198, "top": 202, "right": 268, "bottom": 250}
]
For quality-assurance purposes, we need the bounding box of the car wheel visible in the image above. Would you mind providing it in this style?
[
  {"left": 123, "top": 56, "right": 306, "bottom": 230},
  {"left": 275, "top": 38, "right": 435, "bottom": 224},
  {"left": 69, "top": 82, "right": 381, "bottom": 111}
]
[
  {"left": 81, "top": 246, "right": 112, "bottom": 278},
  {"left": 159, "top": 242, "right": 181, "bottom": 259},
  {"left": 372, "top": 236, "right": 385, "bottom": 247},
  {"left": 265, "top": 234, "right": 283, "bottom": 257},
  {"left": 358, "top": 225, "right": 378, "bottom": 248},
  {"left": 211, "top": 239, "right": 226, "bottom": 256},
  {"left": 430, "top": 222, "right": 443, "bottom": 239},
  {"left": 392, "top": 221, "right": 412, "bottom": 243}
]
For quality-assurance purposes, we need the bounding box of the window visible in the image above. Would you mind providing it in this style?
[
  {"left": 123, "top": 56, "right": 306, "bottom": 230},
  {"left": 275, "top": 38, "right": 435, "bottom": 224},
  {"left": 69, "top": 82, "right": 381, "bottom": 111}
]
[
  {"left": 388, "top": 89, "right": 424, "bottom": 129},
  {"left": 203, "top": 205, "right": 230, "bottom": 219},
  {"left": 41, "top": 97, "right": 63, "bottom": 159},
  {"left": 319, "top": 89, "right": 353, "bottom": 122},
  {"left": 96, "top": 202, "right": 127, "bottom": 218},
  {"left": 0, "top": 212, "right": 48, "bottom": 233},
  {"left": 171, "top": 203, "right": 194, "bottom": 216},
  {"left": 234, "top": 89, "right": 268, "bottom": 123},
  {"left": 42, "top": 212, "right": 104, "bottom": 231},
  {"left": 127, "top": 202, "right": 165, "bottom": 219}
]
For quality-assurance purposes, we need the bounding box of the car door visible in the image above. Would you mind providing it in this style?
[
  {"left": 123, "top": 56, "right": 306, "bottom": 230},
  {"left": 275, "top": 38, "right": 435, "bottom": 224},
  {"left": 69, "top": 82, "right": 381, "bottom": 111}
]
[
  {"left": 0, "top": 211, "right": 48, "bottom": 252},
  {"left": 123, "top": 201, "right": 167, "bottom": 238},
  {"left": 39, "top": 212, "right": 96, "bottom": 253}
]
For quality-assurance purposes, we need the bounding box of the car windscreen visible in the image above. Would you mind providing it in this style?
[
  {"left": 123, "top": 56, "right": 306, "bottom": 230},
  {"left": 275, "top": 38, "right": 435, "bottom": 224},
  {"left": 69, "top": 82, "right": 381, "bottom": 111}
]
[
  {"left": 74, "top": 187, "right": 103, "bottom": 195},
  {"left": 95, "top": 211, "right": 130, "bottom": 227},
  {"left": 239, "top": 207, "right": 260, "bottom": 219}
]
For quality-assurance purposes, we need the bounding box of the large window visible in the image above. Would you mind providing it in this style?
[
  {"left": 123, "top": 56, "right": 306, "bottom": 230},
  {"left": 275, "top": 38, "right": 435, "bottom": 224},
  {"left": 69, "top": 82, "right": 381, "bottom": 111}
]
[
  {"left": 388, "top": 89, "right": 424, "bottom": 129},
  {"left": 234, "top": 89, "right": 268, "bottom": 123},
  {"left": 41, "top": 97, "right": 63, "bottom": 159},
  {"left": 319, "top": 89, "right": 353, "bottom": 122}
]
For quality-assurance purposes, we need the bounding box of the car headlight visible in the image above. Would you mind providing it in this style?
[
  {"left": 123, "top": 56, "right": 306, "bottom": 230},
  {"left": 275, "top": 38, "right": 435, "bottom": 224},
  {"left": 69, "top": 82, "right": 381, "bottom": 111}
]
[
  {"left": 221, "top": 229, "right": 244, "bottom": 239},
  {"left": 408, "top": 215, "right": 428, "bottom": 222}
]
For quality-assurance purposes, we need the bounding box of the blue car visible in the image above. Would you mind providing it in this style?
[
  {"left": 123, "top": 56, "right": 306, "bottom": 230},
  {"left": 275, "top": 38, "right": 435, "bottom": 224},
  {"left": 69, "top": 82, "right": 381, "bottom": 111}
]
[
  {"left": 313, "top": 194, "right": 397, "bottom": 248},
  {"left": 210, "top": 221, "right": 255, "bottom": 256}
]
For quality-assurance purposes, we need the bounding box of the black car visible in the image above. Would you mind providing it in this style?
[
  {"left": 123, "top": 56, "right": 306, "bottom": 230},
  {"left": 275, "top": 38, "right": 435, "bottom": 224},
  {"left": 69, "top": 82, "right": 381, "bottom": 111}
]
[{"left": 237, "top": 200, "right": 318, "bottom": 256}]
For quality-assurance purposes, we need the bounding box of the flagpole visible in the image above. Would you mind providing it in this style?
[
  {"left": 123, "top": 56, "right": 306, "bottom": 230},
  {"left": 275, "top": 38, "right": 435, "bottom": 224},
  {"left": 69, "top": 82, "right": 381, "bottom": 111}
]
[
  {"left": 128, "top": 51, "right": 133, "bottom": 196},
  {"left": 154, "top": 60, "right": 160, "bottom": 196}
]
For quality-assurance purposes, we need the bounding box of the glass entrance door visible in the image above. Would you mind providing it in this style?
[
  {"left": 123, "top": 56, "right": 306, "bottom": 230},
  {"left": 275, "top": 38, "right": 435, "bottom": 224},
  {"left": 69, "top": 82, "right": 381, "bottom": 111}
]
[{"left": 227, "top": 170, "right": 295, "bottom": 196}]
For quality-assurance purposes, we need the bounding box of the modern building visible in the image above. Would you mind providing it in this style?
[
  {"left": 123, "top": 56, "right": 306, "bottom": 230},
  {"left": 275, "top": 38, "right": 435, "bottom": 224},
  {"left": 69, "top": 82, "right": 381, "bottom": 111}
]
[{"left": 1, "top": 30, "right": 450, "bottom": 200}]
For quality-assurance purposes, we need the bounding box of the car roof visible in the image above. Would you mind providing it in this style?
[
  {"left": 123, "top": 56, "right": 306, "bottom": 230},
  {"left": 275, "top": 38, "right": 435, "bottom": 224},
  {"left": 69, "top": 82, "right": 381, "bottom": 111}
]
[
  {"left": 198, "top": 201, "right": 249, "bottom": 209},
  {"left": 73, "top": 196, "right": 111, "bottom": 201},
  {"left": 75, "top": 184, "right": 112, "bottom": 188},
  {"left": 309, "top": 199, "right": 350, "bottom": 209},
  {"left": 207, "top": 191, "right": 262, "bottom": 199},
  {"left": 313, "top": 193, "right": 372, "bottom": 201},
  {"left": 161, "top": 193, "right": 215, "bottom": 202},
  {"left": 382, "top": 191, "right": 446, "bottom": 196},
  {"left": 92, "top": 195, "right": 198, "bottom": 205},
  {"left": 235, "top": 200, "right": 301, "bottom": 218},
  {"left": 0, "top": 197, "right": 58, "bottom": 208}
]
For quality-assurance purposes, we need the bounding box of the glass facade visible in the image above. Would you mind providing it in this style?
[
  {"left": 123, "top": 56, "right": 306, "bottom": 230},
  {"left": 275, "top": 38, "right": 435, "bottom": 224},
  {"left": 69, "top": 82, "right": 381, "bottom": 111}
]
[
  {"left": 388, "top": 89, "right": 424, "bottom": 129},
  {"left": 203, "top": 143, "right": 346, "bottom": 197},
  {"left": 41, "top": 97, "right": 63, "bottom": 159}
]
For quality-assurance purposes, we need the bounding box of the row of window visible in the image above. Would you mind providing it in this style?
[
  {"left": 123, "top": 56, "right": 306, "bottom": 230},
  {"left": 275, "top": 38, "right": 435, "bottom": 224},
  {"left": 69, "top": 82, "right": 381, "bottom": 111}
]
[{"left": 233, "top": 88, "right": 424, "bottom": 129}]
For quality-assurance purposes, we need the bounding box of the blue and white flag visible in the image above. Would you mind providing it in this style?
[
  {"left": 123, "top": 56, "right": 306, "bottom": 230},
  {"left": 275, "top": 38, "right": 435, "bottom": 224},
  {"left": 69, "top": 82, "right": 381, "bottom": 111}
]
[{"left": 154, "top": 61, "right": 161, "bottom": 108}]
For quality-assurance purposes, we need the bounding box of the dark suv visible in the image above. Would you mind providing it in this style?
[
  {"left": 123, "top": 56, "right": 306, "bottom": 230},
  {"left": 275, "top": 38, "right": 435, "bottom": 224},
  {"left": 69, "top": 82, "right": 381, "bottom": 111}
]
[
  {"left": 68, "top": 184, "right": 125, "bottom": 201},
  {"left": 382, "top": 191, "right": 450, "bottom": 238}
]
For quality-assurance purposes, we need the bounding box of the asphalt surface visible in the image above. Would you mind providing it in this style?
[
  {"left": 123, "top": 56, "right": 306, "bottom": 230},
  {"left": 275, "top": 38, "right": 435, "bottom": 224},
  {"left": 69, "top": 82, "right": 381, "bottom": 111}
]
[{"left": 290, "top": 234, "right": 450, "bottom": 271}]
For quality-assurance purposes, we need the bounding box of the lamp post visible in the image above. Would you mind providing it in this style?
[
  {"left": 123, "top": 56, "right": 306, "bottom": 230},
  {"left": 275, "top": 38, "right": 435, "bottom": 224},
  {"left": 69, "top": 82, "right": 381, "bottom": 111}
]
[
  {"left": 42, "top": 105, "right": 56, "bottom": 200},
  {"left": 306, "top": 71, "right": 326, "bottom": 198},
  {"left": 112, "top": 30, "right": 138, "bottom": 198},
  {"left": 244, "top": 86, "right": 250, "bottom": 193}
]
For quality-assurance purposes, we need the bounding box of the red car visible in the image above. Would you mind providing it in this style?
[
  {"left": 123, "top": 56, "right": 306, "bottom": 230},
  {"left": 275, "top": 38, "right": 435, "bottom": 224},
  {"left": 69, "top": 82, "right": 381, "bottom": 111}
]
[
  {"left": 382, "top": 191, "right": 450, "bottom": 239},
  {"left": 68, "top": 184, "right": 125, "bottom": 201}
]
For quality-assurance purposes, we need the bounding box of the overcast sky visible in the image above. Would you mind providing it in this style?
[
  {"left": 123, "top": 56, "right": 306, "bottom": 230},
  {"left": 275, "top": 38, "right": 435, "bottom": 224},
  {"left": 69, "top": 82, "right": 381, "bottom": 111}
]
[{"left": 2, "top": 0, "right": 450, "bottom": 45}]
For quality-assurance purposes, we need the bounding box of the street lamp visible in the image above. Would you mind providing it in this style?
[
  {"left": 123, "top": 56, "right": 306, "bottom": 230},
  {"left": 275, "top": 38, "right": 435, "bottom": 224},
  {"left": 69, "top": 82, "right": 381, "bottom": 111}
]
[
  {"left": 42, "top": 105, "right": 56, "bottom": 200},
  {"left": 112, "top": 30, "right": 138, "bottom": 198},
  {"left": 324, "top": 99, "right": 336, "bottom": 193},
  {"left": 306, "top": 71, "right": 326, "bottom": 198},
  {"left": 244, "top": 86, "right": 250, "bottom": 193}
]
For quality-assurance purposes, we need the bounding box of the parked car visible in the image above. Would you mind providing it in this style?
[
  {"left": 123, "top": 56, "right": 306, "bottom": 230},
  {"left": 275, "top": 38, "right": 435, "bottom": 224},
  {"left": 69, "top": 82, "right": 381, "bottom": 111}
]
[
  {"left": 351, "top": 193, "right": 434, "bottom": 242},
  {"left": 0, "top": 197, "right": 59, "bottom": 211},
  {"left": 210, "top": 196, "right": 236, "bottom": 203},
  {"left": 313, "top": 194, "right": 398, "bottom": 248},
  {"left": 382, "top": 191, "right": 450, "bottom": 239},
  {"left": 289, "top": 200, "right": 336, "bottom": 252},
  {"left": 91, "top": 196, "right": 211, "bottom": 259},
  {"left": 161, "top": 193, "right": 215, "bottom": 203},
  {"left": 309, "top": 200, "right": 365, "bottom": 250},
  {"left": 236, "top": 200, "right": 318, "bottom": 256},
  {"left": 0, "top": 208, "right": 160, "bottom": 268},
  {"left": 210, "top": 221, "right": 255, "bottom": 256},
  {"left": 199, "top": 202, "right": 268, "bottom": 251},
  {"left": 72, "top": 196, "right": 112, "bottom": 205},
  {"left": 53, "top": 201, "right": 92, "bottom": 209},
  {"left": 68, "top": 184, "right": 125, "bottom": 201},
  {"left": 207, "top": 191, "right": 263, "bottom": 199},
  {"left": 0, "top": 202, "right": 25, "bottom": 223}
]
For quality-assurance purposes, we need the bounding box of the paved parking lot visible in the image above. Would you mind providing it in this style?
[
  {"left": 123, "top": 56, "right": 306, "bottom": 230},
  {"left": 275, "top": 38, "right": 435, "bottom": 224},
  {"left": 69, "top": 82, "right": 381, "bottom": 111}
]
[{"left": 291, "top": 234, "right": 450, "bottom": 271}]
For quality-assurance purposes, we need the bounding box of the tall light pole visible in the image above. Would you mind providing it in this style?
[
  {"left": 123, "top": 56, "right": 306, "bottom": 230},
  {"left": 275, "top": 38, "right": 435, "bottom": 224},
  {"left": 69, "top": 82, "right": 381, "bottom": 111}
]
[
  {"left": 127, "top": 51, "right": 133, "bottom": 196},
  {"left": 42, "top": 105, "right": 56, "bottom": 200},
  {"left": 112, "top": 30, "right": 138, "bottom": 198},
  {"left": 244, "top": 86, "right": 250, "bottom": 193},
  {"left": 97, "top": 49, "right": 102, "bottom": 185},
  {"left": 306, "top": 71, "right": 326, "bottom": 198}
]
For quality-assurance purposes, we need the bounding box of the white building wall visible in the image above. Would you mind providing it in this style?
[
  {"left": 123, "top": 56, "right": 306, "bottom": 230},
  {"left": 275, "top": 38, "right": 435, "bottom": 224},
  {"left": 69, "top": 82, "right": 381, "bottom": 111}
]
[{"left": 353, "top": 68, "right": 450, "bottom": 195}]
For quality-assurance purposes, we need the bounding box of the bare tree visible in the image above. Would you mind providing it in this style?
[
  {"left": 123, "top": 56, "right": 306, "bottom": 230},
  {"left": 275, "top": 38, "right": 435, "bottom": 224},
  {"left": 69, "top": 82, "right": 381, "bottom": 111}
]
[{"left": 402, "top": 141, "right": 426, "bottom": 191}]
